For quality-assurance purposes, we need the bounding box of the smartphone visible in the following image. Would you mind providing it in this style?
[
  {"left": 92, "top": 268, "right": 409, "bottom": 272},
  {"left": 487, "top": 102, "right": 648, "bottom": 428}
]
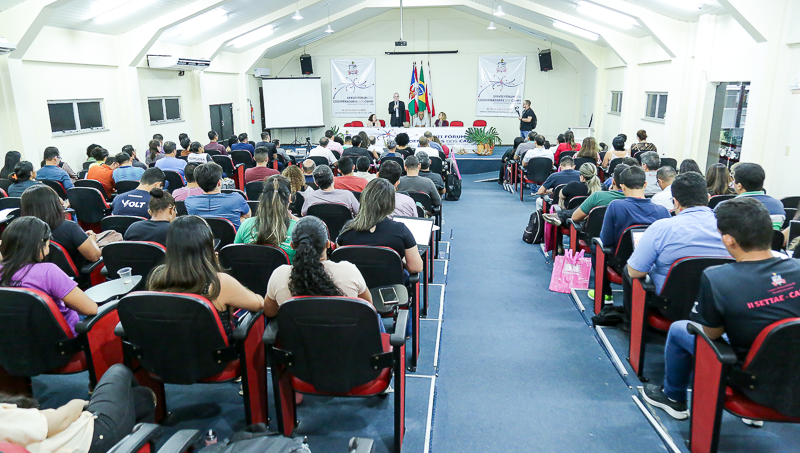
[{"left": 379, "top": 287, "right": 400, "bottom": 305}]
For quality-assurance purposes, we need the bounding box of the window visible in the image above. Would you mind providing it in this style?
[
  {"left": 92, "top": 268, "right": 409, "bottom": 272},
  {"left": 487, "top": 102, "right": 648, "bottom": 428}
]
[
  {"left": 645, "top": 92, "right": 668, "bottom": 121},
  {"left": 47, "top": 100, "right": 105, "bottom": 134},
  {"left": 610, "top": 91, "right": 622, "bottom": 114},
  {"left": 148, "top": 97, "right": 182, "bottom": 123}
]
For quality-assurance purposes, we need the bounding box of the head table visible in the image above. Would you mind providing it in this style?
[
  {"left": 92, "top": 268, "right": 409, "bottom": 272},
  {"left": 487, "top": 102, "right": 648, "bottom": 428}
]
[{"left": 339, "top": 127, "right": 477, "bottom": 150}]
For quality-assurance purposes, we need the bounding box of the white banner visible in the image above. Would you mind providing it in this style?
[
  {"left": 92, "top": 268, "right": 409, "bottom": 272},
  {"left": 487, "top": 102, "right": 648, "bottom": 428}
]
[
  {"left": 476, "top": 55, "right": 526, "bottom": 117},
  {"left": 330, "top": 58, "right": 376, "bottom": 118}
]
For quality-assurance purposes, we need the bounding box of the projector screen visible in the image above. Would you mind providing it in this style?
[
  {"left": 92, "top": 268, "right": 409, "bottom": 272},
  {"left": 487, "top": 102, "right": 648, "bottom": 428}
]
[{"left": 261, "top": 77, "right": 324, "bottom": 129}]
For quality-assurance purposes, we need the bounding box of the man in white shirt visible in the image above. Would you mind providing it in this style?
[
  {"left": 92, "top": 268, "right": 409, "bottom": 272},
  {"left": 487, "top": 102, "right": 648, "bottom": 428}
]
[
  {"left": 514, "top": 131, "right": 538, "bottom": 159},
  {"left": 324, "top": 130, "right": 344, "bottom": 154},
  {"left": 309, "top": 137, "right": 337, "bottom": 164},
  {"left": 354, "top": 156, "right": 377, "bottom": 182},
  {"left": 424, "top": 131, "right": 444, "bottom": 153},
  {"left": 522, "top": 135, "right": 553, "bottom": 166},
  {"left": 651, "top": 165, "right": 676, "bottom": 211},
  {"left": 415, "top": 137, "right": 437, "bottom": 157},
  {"left": 413, "top": 111, "right": 429, "bottom": 128}
]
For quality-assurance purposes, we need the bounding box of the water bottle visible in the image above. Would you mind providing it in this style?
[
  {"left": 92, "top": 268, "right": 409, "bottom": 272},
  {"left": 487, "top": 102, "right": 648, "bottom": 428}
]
[{"left": 204, "top": 429, "right": 217, "bottom": 446}]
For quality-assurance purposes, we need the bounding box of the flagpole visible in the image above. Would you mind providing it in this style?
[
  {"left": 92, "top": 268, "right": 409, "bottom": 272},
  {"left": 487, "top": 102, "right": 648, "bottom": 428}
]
[{"left": 428, "top": 60, "right": 434, "bottom": 117}]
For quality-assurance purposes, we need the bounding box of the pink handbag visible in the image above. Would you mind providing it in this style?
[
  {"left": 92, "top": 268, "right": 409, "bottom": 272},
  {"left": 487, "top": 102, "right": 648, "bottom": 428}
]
[{"left": 549, "top": 249, "right": 592, "bottom": 293}]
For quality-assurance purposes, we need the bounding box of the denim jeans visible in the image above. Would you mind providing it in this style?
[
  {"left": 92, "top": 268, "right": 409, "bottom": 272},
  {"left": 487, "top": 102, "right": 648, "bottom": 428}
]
[
  {"left": 662, "top": 320, "right": 696, "bottom": 402},
  {"left": 520, "top": 131, "right": 528, "bottom": 139}
]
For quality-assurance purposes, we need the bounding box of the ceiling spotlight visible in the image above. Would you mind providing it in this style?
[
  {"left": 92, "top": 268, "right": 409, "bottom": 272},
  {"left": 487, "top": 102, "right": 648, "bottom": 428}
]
[{"left": 487, "top": 21, "right": 497, "bottom": 30}]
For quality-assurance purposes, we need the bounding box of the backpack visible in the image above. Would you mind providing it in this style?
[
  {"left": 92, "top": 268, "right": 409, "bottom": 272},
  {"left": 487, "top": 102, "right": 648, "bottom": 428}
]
[
  {"left": 445, "top": 172, "right": 461, "bottom": 201},
  {"left": 530, "top": 111, "right": 538, "bottom": 130},
  {"left": 523, "top": 210, "right": 544, "bottom": 244}
]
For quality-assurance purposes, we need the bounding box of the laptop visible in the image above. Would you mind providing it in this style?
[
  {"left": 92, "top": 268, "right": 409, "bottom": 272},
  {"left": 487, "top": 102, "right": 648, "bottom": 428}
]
[
  {"left": 393, "top": 216, "right": 435, "bottom": 246},
  {"left": 630, "top": 228, "right": 647, "bottom": 250}
]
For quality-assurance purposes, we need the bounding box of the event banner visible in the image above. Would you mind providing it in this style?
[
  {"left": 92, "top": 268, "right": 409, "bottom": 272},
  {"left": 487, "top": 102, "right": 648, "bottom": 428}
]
[
  {"left": 476, "top": 55, "right": 526, "bottom": 117},
  {"left": 330, "top": 58, "right": 376, "bottom": 118}
]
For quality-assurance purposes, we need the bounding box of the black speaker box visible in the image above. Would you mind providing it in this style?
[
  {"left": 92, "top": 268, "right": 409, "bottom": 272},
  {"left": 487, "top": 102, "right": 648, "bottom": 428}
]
[
  {"left": 300, "top": 54, "right": 313, "bottom": 75},
  {"left": 539, "top": 50, "right": 553, "bottom": 72}
]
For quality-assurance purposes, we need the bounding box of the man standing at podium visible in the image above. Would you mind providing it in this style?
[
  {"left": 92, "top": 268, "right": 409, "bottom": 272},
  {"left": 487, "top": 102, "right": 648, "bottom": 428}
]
[{"left": 388, "top": 93, "right": 406, "bottom": 127}]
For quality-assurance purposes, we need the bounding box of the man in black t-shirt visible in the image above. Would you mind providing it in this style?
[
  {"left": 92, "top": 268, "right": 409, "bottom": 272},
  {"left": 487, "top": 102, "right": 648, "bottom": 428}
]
[
  {"left": 342, "top": 135, "right": 374, "bottom": 160},
  {"left": 111, "top": 168, "right": 165, "bottom": 219},
  {"left": 516, "top": 100, "right": 536, "bottom": 139},
  {"left": 643, "top": 198, "right": 800, "bottom": 420}
]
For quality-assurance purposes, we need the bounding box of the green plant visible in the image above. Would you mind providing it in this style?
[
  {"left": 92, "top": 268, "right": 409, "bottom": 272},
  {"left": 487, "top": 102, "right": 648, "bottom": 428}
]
[
  {"left": 464, "top": 126, "right": 501, "bottom": 146},
  {"left": 329, "top": 125, "right": 344, "bottom": 138}
]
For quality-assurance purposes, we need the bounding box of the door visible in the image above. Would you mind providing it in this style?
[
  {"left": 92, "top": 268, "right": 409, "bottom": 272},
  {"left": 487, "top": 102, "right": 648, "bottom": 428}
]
[
  {"left": 705, "top": 82, "right": 749, "bottom": 169},
  {"left": 210, "top": 104, "right": 235, "bottom": 146}
]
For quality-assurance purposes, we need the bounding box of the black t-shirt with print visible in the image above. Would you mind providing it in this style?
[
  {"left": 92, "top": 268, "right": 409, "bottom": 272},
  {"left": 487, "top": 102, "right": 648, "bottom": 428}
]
[
  {"left": 691, "top": 257, "right": 800, "bottom": 361},
  {"left": 51, "top": 220, "right": 90, "bottom": 269}
]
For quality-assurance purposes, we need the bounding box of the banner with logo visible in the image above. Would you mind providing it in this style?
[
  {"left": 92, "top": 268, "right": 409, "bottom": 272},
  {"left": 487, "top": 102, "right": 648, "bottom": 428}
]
[
  {"left": 330, "top": 58, "right": 376, "bottom": 118},
  {"left": 476, "top": 55, "right": 526, "bottom": 117}
]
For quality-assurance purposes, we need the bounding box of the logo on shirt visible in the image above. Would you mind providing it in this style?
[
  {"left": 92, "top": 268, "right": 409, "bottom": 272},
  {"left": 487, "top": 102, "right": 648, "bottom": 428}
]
[
  {"left": 772, "top": 273, "right": 787, "bottom": 287},
  {"left": 691, "top": 302, "right": 699, "bottom": 314},
  {"left": 122, "top": 199, "right": 147, "bottom": 209}
]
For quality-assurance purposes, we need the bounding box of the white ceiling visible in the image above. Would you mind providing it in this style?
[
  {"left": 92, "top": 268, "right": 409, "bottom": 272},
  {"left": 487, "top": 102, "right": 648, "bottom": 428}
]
[
  {"left": 24, "top": 0, "right": 730, "bottom": 57},
  {"left": 260, "top": 6, "right": 392, "bottom": 59}
]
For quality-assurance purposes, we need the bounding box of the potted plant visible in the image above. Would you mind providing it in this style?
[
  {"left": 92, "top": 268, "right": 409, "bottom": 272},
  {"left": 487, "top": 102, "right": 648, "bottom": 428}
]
[
  {"left": 465, "top": 126, "right": 501, "bottom": 155},
  {"left": 329, "top": 125, "right": 344, "bottom": 138}
]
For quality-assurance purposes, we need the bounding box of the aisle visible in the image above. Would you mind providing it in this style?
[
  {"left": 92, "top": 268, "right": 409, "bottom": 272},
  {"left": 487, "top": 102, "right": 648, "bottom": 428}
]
[{"left": 431, "top": 173, "right": 667, "bottom": 452}]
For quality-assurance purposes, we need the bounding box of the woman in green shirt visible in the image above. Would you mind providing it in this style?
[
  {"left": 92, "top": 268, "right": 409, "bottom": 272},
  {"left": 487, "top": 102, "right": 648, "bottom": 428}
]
[{"left": 234, "top": 175, "right": 298, "bottom": 261}]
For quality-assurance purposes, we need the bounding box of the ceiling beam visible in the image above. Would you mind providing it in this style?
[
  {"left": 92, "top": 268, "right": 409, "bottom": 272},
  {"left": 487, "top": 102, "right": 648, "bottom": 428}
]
[
  {"left": 1, "top": 0, "right": 78, "bottom": 59},
  {"left": 716, "top": 0, "right": 767, "bottom": 43},
  {"left": 194, "top": 0, "right": 332, "bottom": 60},
  {"left": 583, "top": 0, "right": 681, "bottom": 58},
  {"left": 120, "top": 0, "right": 235, "bottom": 67}
]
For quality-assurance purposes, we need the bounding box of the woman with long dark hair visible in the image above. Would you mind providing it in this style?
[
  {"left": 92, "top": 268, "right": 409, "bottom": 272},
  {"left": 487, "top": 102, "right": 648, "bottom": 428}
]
[
  {"left": 263, "top": 216, "right": 373, "bottom": 317},
  {"left": 21, "top": 185, "right": 101, "bottom": 267},
  {"left": 0, "top": 217, "right": 97, "bottom": 334},
  {"left": 235, "top": 175, "right": 298, "bottom": 261},
  {"left": 124, "top": 188, "right": 176, "bottom": 247},
  {"left": 554, "top": 130, "right": 581, "bottom": 163},
  {"left": 576, "top": 137, "right": 600, "bottom": 164},
  {"left": 337, "top": 178, "right": 423, "bottom": 273},
  {"left": 706, "top": 163, "right": 735, "bottom": 196},
  {"left": 147, "top": 216, "right": 262, "bottom": 336},
  {"left": 7, "top": 161, "right": 41, "bottom": 197},
  {"left": 679, "top": 159, "right": 702, "bottom": 174},
  {"left": 146, "top": 139, "right": 162, "bottom": 166},
  {"left": 0, "top": 150, "right": 21, "bottom": 180}
]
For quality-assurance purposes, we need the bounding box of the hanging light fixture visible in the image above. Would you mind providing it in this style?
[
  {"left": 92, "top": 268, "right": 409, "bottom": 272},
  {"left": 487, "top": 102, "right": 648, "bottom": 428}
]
[
  {"left": 325, "top": 4, "right": 334, "bottom": 33},
  {"left": 494, "top": 2, "right": 505, "bottom": 16},
  {"left": 487, "top": 21, "right": 497, "bottom": 30},
  {"left": 292, "top": 2, "right": 303, "bottom": 20}
]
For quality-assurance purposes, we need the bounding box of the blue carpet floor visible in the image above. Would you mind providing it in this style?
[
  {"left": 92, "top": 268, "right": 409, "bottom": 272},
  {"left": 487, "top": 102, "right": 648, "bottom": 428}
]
[{"left": 28, "top": 172, "right": 800, "bottom": 452}]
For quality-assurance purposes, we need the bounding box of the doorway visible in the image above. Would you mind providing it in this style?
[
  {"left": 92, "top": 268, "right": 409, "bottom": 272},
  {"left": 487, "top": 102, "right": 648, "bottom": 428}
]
[
  {"left": 706, "top": 82, "right": 749, "bottom": 169},
  {"left": 210, "top": 104, "right": 234, "bottom": 146}
]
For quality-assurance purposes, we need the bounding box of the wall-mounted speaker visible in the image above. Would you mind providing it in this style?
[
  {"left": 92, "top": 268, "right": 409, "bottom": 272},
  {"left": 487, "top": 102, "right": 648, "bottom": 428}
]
[
  {"left": 539, "top": 49, "right": 553, "bottom": 72},
  {"left": 300, "top": 54, "right": 313, "bottom": 75}
]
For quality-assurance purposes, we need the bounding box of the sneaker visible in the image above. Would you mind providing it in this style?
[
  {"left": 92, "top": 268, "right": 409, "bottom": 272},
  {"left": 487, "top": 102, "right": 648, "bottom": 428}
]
[
  {"left": 542, "top": 213, "right": 562, "bottom": 226},
  {"left": 509, "top": 186, "right": 515, "bottom": 195},
  {"left": 642, "top": 384, "right": 689, "bottom": 420},
  {"left": 742, "top": 418, "right": 764, "bottom": 428},
  {"left": 587, "top": 289, "right": 613, "bottom": 302}
]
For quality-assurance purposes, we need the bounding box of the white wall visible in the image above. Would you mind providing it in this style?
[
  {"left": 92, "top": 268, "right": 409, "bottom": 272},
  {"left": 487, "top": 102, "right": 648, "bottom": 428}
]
[
  {"left": 255, "top": 8, "right": 596, "bottom": 146},
  {"left": 602, "top": 66, "right": 624, "bottom": 145}
]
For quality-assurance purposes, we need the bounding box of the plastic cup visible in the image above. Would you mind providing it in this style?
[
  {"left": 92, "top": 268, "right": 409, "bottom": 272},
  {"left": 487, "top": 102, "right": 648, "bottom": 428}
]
[{"left": 118, "top": 267, "right": 133, "bottom": 284}]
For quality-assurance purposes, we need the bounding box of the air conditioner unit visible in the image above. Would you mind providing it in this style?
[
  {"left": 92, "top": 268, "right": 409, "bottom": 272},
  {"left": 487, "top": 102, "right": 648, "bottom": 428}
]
[
  {"left": 254, "top": 68, "right": 270, "bottom": 78},
  {"left": 0, "top": 37, "right": 16, "bottom": 55},
  {"left": 147, "top": 55, "right": 210, "bottom": 71}
]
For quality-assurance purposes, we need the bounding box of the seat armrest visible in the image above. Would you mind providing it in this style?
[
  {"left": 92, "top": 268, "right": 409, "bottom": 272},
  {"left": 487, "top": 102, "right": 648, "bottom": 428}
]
[
  {"left": 391, "top": 310, "right": 409, "bottom": 347},
  {"left": 114, "top": 322, "right": 125, "bottom": 338},
  {"left": 640, "top": 275, "right": 656, "bottom": 293},
  {"left": 688, "top": 323, "right": 738, "bottom": 364},
  {"left": 407, "top": 272, "right": 420, "bottom": 285},
  {"left": 262, "top": 318, "right": 278, "bottom": 345},
  {"left": 232, "top": 310, "right": 264, "bottom": 342},
  {"left": 81, "top": 258, "right": 105, "bottom": 275},
  {"left": 107, "top": 423, "right": 161, "bottom": 453},
  {"left": 156, "top": 430, "right": 202, "bottom": 453},
  {"left": 592, "top": 237, "right": 613, "bottom": 255},
  {"left": 75, "top": 300, "right": 119, "bottom": 334},
  {"left": 567, "top": 219, "right": 582, "bottom": 233}
]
